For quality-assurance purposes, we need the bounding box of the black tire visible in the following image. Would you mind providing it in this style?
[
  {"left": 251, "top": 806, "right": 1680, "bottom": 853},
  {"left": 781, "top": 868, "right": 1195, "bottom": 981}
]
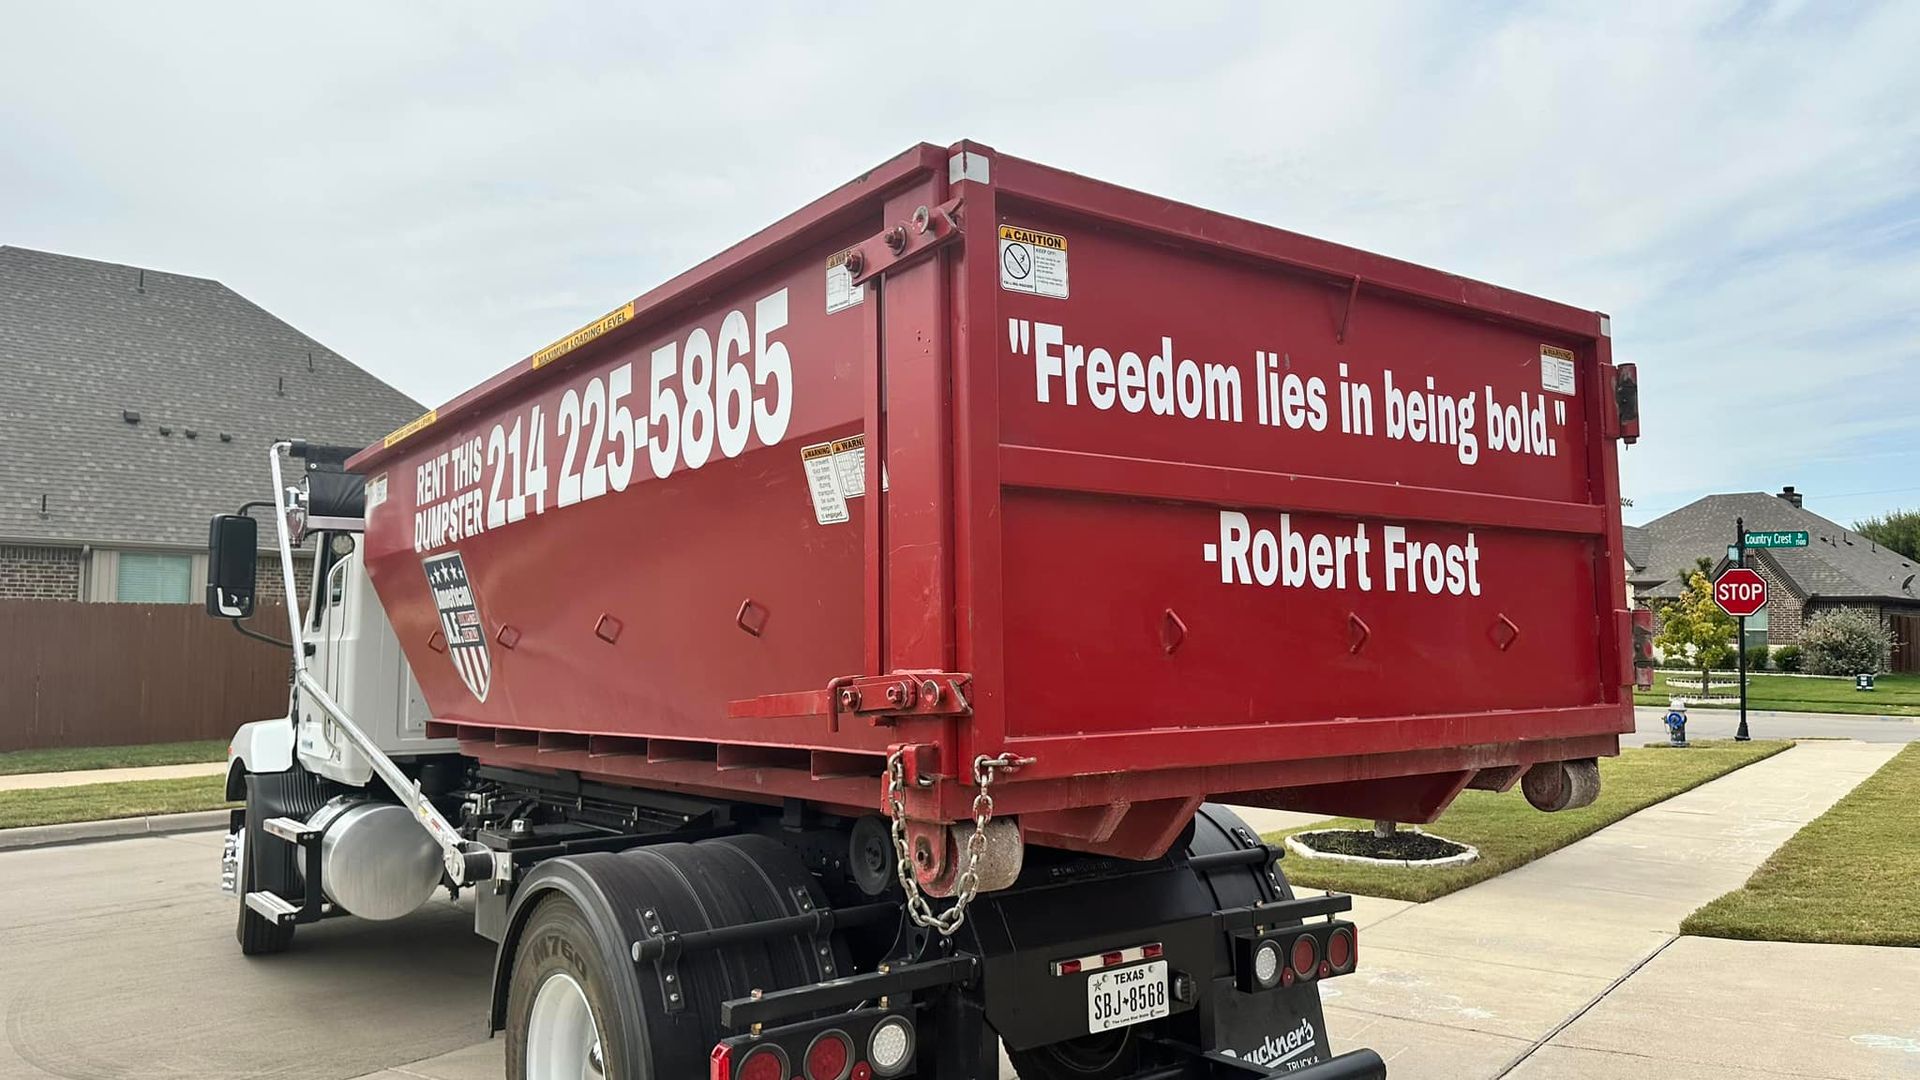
[
  {"left": 505, "top": 895, "right": 633, "bottom": 1080},
  {"left": 235, "top": 774, "right": 296, "bottom": 956}
]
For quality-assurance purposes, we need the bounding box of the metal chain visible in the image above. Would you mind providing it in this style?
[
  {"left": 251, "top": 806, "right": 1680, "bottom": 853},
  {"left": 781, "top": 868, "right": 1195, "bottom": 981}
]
[{"left": 885, "top": 750, "right": 1027, "bottom": 937}]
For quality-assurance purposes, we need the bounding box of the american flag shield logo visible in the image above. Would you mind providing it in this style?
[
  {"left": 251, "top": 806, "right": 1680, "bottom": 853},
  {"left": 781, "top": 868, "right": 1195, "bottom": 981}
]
[{"left": 423, "top": 551, "right": 491, "bottom": 703}]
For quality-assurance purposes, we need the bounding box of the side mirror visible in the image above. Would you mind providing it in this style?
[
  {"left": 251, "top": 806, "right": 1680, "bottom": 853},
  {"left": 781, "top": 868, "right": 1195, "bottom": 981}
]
[{"left": 206, "top": 514, "right": 258, "bottom": 618}]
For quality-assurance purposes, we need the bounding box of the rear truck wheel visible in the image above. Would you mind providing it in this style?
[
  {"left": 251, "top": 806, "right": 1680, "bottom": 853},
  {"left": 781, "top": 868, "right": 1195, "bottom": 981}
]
[
  {"left": 498, "top": 834, "right": 851, "bottom": 1080},
  {"left": 235, "top": 773, "right": 296, "bottom": 955},
  {"left": 507, "top": 896, "right": 624, "bottom": 1080}
]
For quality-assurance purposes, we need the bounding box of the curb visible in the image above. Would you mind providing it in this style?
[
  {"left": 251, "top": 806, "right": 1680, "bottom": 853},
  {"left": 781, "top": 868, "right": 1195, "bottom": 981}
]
[{"left": 0, "top": 809, "right": 232, "bottom": 853}]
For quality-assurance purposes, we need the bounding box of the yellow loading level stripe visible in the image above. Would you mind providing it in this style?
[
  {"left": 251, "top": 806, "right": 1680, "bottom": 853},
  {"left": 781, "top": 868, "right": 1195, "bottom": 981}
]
[
  {"left": 531, "top": 302, "right": 637, "bottom": 370},
  {"left": 998, "top": 225, "right": 1067, "bottom": 250},
  {"left": 382, "top": 409, "right": 438, "bottom": 449}
]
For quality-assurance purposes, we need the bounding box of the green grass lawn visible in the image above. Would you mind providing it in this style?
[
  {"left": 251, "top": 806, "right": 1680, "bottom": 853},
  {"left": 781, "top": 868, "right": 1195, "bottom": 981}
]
[
  {"left": 1633, "top": 671, "right": 1920, "bottom": 716},
  {"left": 1263, "top": 740, "right": 1792, "bottom": 903},
  {"left": 0, "top": 775, "right": 235, "bottom": 830},
  {"left": 1683, "top": 743, "right": 1920, "bottom": 947},
  {"left": 0, "top": 738, "right": 228, "bottom": 776}
]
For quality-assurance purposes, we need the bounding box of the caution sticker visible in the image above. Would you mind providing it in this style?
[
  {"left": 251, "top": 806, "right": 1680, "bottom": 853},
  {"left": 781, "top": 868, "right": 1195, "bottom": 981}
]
[
  {"left": 1539, "top": 345, "right": 1577, "bottom": 396},
  {"left": 999, "top": 225, "right": 1069, "bottom": 299},
  {"left": 826, "top": 248, "right": 865, "bottom": 314},
  {"left": 531, "top": 302, "right": 636, "bottom": 370}
]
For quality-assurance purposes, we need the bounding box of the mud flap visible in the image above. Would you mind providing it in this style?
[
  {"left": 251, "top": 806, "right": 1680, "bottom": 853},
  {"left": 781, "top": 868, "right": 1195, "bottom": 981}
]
[{"left": 1188, "top": 805, "right": 1334, "bottom": 1071}]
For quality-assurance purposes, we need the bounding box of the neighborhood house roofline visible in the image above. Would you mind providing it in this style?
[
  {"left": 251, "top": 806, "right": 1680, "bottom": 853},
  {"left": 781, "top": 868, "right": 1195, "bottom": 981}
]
[
  {"left": 0, "top": 245, "right": 420, "bottom": 551},
  {"left": 1630, "top": 489, "right": 1919, "bottom": 604}
]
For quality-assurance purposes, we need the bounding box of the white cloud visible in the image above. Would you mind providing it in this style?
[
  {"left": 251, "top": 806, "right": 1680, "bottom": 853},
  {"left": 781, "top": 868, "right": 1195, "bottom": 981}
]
[{"left": 3, "top": 0, "right": 1916, "bottom": 520}]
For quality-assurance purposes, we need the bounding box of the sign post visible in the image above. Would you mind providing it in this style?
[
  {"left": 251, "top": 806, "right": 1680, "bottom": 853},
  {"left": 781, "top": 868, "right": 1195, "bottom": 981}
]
[{"left": 1713, "top": 518, "right": 1769, "bottom": 742}]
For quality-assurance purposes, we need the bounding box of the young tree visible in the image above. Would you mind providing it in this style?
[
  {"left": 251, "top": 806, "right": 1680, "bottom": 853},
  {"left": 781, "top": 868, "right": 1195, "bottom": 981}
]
[
  {"left": 1854, "top": 509, "right": 1920, "bottom": 562},
  {"left": 1654, "top": 558, "right": 1739, "bottom": 696}
]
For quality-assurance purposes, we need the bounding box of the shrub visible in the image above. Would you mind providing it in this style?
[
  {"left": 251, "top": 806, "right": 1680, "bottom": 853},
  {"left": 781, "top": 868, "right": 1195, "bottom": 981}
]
[
  {"left": 1800, "top": 609, "right": 1895, "bottom": 676},
  {"left": 1746, "top": 644, "right": 1771, "bottom": 672},
  {"left": 1775, "top": 644, "right": 1803, "bottom": 673}
]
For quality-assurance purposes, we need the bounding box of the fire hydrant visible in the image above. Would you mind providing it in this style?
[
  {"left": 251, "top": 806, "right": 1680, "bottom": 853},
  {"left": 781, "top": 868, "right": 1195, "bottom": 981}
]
[{"left": 1663, "top": 697, "right": 1689, "bottom": 748}]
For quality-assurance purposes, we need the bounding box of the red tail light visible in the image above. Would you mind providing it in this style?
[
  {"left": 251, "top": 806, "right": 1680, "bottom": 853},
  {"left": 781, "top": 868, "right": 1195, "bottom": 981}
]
[
  {"left": 1327, "top": 926, "right": 1356, "bottom": 973},
  {"left": 805, "top": 1030, "right": 853, "bottom": 1080},
  {"left": 736, "top": 1045, "right": 787, "bottom": 1080},
  {"left": 1291, "top": 934, "right": 1319, "bottom": 980}
]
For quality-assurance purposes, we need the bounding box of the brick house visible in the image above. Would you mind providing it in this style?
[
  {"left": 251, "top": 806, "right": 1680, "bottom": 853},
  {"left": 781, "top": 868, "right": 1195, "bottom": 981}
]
[
  {"left": 1630, "top": 487, "right": 1920, "bottom": 672},
  {"left": 0, "top": 246, "right": 419, "bottom": 609}
]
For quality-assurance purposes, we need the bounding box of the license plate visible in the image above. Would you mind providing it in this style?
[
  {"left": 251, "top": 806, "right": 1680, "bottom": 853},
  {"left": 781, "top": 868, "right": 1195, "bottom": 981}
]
[{"left": 1086, "top": 960, "right": 1169, "bottom": 1033}]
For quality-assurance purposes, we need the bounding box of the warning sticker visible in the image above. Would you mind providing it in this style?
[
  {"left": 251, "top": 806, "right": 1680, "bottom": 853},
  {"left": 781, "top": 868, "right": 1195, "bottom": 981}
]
[
  {"left": 826, "top": 248, "right": 865, "bottom": 314},
  {"left": 801, "top": 441, "right": 850, "bottom": 525},
  {"left": 364, "top": 473, "right": 389, "bottom": 514},
  {"left": 801, "top": 435, "right": 870, "bottom": 524},
  {"left": 999, "top": 225, "right": 1068, "bottom": 299},
  {"left": 831, "top": 434, "right": 866, "bottom": 498},
  {"left": 1540, "top": 345, "right": 1577, "bottom": 396}
]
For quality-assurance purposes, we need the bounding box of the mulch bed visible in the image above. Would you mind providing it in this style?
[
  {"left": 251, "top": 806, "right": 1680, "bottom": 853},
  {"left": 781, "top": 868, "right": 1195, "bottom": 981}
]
[{"left": 1292, "top": 829, "right": 1469, "bottom": 861}]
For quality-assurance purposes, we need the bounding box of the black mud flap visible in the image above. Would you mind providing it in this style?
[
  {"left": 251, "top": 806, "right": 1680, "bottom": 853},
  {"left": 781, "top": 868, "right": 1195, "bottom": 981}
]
[{"left": 1188, "top": 805, "right": 1337, "bottom": 1073}]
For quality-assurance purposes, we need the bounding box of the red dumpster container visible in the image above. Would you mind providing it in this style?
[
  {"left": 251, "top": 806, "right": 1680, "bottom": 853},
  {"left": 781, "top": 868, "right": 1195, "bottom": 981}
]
[{"left": 349, "top": 140, "right": 1635, "bottom": 877}]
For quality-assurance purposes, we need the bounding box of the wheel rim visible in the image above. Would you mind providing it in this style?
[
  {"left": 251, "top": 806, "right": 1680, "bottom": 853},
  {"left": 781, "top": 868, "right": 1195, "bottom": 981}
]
[{"left": 526, "top": 972, "right": 605, "bottom": 1080}]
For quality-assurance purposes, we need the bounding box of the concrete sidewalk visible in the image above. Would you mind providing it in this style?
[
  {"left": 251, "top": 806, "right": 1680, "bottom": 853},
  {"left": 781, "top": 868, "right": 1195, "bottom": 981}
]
[
  {"left": 0, "top": 760, "right": 225, "bottom": 791},
  {"left": 1326, "top": 739, "right": 1903, "bottom": 1078}
]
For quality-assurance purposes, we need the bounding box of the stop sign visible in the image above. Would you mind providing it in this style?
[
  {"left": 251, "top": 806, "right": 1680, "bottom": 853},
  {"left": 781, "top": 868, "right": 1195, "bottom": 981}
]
[{"left": 1714, "top": 567, "right": 1768, "bottom": 618}]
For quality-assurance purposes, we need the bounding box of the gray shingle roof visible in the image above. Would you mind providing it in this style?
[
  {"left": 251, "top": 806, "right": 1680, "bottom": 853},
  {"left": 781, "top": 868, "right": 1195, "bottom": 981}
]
[
  {"left": 1635, "top": 491, "right": 1920, "bottom": 603},
  {"left": 0, "top": 246, "right": 420, "bottom": 549},
  {"left": 1621, "top": 524, "right": 1652, "bottom": 574}
]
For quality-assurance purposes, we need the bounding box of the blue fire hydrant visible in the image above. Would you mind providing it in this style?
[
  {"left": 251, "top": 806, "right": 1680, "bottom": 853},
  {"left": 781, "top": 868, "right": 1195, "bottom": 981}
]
[{"left": 1664, "top": 698, "right": 1689, "bottom": 748}]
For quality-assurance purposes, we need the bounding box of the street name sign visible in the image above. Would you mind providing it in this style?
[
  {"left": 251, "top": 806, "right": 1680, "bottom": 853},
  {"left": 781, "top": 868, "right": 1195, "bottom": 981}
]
[{"left": 1743, "top": 531, "right": 1808, "bottom": 549}]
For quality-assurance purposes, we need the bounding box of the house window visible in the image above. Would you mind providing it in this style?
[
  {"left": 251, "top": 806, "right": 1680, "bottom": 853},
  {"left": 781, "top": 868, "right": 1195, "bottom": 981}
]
[
  {"left": 116, "top": 552, "right": 193, "bottom": 603},
  {"left": 1744, "top": 607, "right": 1770, "bottom": 652}
]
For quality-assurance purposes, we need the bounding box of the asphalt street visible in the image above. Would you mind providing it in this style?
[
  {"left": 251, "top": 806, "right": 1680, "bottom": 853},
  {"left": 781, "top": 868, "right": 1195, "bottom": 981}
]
[
  {"left": 1630, "top": 704, "right": 1920, "bottom": 744},
  {"left": 0, "top": 829, "right": 493, "bottom": 1080}
]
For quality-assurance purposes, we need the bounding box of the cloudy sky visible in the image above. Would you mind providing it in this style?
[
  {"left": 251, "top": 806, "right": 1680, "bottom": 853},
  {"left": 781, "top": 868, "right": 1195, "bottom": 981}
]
[{"left": 4, "top": 2, "right": 1916, "bottom": 525}]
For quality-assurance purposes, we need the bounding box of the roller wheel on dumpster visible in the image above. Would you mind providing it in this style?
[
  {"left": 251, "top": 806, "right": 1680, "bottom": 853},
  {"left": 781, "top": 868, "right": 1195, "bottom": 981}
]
[{"left": 504, "top": 834, "right": 851, "bottom": 1080}]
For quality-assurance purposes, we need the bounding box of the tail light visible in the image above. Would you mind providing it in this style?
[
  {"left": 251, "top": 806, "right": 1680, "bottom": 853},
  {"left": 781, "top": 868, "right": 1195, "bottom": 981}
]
[
  {"left": 1290, "top": 934, "right": 1319, "bottom": 981},
  {"left": 805, "top": 1030, "right": 853, "bottom": 1080},
  {"left": 716, "top": 1044, "right": 784, "bottom": 1080},
  {"left": 1613, "top": 362, "right": 1639, "bottom": 444},
  {"left": 868, "top": 1014, "right": 915, "bottom": 1077},
  {"left": 1237, "top": 921, "right": 1359, "bottom": 993},
  {"left": 1327, "top": 926, "right": 1356, "bottom": 974}
]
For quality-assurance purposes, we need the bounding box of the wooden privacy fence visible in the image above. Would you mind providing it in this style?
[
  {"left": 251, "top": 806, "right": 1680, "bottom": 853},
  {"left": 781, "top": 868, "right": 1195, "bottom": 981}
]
[{"left": 0, "top": 601, "right": 290, "bottom": 752}]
